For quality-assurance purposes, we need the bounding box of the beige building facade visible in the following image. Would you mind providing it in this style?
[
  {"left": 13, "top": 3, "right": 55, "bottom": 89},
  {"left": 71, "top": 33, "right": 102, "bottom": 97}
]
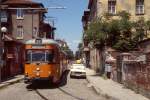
[
  {"left": 83, "top": 0, "right": 150, "bottom": 71},
  {"left": 90, "top": 0, "right": 150, "bottom": 20}
]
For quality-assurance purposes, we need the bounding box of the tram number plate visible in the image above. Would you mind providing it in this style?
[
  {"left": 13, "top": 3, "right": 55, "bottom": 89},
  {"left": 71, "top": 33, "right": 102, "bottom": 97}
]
[{"left": 32, "top": 45, "right": 45, "bottom": 49}]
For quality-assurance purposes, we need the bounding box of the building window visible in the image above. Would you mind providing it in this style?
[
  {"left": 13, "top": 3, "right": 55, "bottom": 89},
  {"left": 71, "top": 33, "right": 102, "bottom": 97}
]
[
  {"left": 33, "top": 27, "right": 38, "bottom": 38},
  {"left": 1, "top": 11, "right": 8, "bottom": 22},
  {"left": 136, "top": 0, "right": 144, "bottom": 15},
  {"left": 108, "top": 0, "right": 116, "bottom": 15},
  {"left": 17, "top": 9, "right": 24, "bottom": 19},
  {"left": 17, "top": 26, "right": 24, "bottom": 39}
]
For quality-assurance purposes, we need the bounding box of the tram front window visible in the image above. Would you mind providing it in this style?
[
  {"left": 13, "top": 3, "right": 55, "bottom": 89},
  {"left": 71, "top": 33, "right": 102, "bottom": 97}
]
[
  {"left": 32, "top": 52, "right": 45, "bottom": 62},
  {"left": 26, "top": 50, "right": 55, "bottom": 63}
]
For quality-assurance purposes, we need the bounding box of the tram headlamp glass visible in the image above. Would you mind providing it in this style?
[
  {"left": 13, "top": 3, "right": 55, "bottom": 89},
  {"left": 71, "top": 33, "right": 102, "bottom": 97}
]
[
  {"left": 49, "top": 71, "right": 51, "bottom": 74},
  {"left": 36, "top": 67, "right": 40, "bottom": 71},
  {"left": 36, "top": 73, "right": 40, "bottom": 76}
]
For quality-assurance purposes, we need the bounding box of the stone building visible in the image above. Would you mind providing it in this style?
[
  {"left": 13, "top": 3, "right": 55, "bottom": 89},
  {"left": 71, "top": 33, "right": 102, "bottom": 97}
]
[{"left": 89, "top": 0, "right": 150, "bottom": 20}]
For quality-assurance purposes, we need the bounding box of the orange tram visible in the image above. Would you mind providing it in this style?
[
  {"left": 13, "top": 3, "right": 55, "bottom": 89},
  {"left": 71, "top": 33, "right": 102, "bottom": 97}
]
[{"left": 24, "top": 38, "right": 67, "bottom": 84}]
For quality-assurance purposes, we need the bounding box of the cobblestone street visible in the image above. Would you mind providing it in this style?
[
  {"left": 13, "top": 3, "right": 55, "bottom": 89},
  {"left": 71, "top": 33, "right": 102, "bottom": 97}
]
[{"left": 0, "top": 71, "right": 107, "bottom": 100}]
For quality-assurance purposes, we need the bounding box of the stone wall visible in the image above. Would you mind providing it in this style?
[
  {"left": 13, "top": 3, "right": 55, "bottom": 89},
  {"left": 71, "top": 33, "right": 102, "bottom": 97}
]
[{"left": 119, "top": 52, "right": 150, "bottom": 99}]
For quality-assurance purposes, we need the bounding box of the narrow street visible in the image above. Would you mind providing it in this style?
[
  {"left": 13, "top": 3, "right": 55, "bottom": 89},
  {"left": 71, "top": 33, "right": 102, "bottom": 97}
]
[
  {"left": 0, "top": 71, "right": 106, "bottom": 100},
  {"left": 0, "top": 0, "right": 150, "bottom": 100}
]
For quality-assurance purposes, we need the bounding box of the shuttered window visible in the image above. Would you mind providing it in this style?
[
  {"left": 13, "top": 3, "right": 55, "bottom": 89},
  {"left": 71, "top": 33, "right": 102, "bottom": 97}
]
[
  {"left": 17, "top": 9, "right": 24, "bottom": 19},
  {"left": 16, "top": 26, "right": 24, "bottom": 39},
  {"left": 108, "top": 0, "right": 116, "bottom": 14},
  {"left": 136, "top": 0, "right": 144, "bottom": 15}
]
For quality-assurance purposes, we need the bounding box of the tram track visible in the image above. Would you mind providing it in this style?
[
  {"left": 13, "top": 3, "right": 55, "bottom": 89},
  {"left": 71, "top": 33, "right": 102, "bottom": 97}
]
[
  {"left": 34, "top": 89, "right": 49, "bottom": 100},
  {"left": 34, "top": 87, "right": 84, "bottom": 100},
  {"left": 29, "top": 71, "right": 85, "bottom": 100},
  {"left": 58, "top": 87, "right": 84, "bottom": 100}
]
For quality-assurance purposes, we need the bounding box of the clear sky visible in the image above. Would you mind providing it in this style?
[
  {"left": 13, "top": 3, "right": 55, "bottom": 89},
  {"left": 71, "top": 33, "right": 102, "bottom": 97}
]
[{"left": 34, "top": 0, "right": 88, "bottom": 52}]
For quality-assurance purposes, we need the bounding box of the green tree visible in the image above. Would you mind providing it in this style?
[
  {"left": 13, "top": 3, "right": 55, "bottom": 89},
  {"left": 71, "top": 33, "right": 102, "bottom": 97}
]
[
  {"left": 107, "top": 19, "right": 120, "bottom": 46},
  {"left": 78, "top": 43, "right": 83, "bottom": 50},
  {"left": 112, "top": 11, "right": 135, "bottom": 51},
  {"left": 84, "top": 11, "right": 148, "bottom": 52},
  {"left": 133, "top": 17, "right": 146, "bottom": 41},
  {"left": 85, "top": 18, "right": 108, "bottom": 48}
]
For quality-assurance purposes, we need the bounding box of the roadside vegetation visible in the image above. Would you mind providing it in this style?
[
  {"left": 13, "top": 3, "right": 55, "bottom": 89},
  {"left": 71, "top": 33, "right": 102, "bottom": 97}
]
[{"left": 84, "top": 11, "right": 150, "bottom": 52}]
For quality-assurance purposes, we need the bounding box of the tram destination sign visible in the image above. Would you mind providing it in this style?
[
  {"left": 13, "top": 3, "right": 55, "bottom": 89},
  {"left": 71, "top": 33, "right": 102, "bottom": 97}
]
[
  {"left": 32, "top": 45, "right": 45, "bottom": 49},
  {"left": 35, "top": 39, "right": 42, "bottom": 44}
]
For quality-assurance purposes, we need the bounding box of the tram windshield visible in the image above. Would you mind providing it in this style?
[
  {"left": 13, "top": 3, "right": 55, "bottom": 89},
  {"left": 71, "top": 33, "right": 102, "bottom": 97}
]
[
  {"left": 26, "top": 50, "right": 55, "bottom": 63},
  {"left": 32, "top": 52, "right": 45, "bottom": 62}
]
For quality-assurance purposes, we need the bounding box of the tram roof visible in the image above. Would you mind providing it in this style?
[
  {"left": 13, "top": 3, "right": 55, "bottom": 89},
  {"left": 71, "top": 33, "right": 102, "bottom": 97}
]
[{"left": 25, "top": 38, "right": 59, "bottom": 45}]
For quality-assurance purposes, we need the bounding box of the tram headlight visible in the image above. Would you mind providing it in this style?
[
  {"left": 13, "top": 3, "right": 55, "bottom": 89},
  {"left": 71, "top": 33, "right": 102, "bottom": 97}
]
[
  {"left": 25, "top": 72, "right": 28, "bottom": 77},
  {"left": 36, "top": 72, "right": 40, "bottom": 76},
  {"left": 48, "top": 71, "right": 51, "bottom": 75},
  {"left": 36, "top": 67, "right": 40, "bottom": 71},
  {"left": 25, "top": 72, "right": 28, "bottom": 75},
  {"left": 57, "top": 69, "right": 59, "bottom": 73}
]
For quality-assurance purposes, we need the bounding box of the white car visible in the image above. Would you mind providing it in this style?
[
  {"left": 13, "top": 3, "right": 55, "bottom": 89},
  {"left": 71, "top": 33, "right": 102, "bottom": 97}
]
[{"left": 70, "top": 64, "right": 86, "bottom": 78}]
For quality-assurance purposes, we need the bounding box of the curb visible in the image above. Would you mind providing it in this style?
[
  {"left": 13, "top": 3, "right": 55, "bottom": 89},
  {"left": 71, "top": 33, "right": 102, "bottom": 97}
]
[
  {"left": 86, "top": 76, "right": 118, "bottom": 100},
  {"left": 0, "top": 76, "right": 24, "bottom": 89},
  {"left": 86, "top": 77, "right": 100, "bottom": 95}
]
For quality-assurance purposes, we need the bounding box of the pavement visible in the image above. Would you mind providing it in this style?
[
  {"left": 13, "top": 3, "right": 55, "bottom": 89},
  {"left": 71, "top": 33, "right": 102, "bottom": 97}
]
[
  {"left": 0, "top": 75, "right": 24, "bottom": 89},
  {"left": 86, "top": 68, "right": 150, "bottom": 100}
]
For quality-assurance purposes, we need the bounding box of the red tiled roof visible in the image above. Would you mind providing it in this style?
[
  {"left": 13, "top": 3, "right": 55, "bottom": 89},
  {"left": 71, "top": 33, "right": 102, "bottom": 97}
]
[{"left": 2, "top": 0, "right": 41, "bottom": 5}]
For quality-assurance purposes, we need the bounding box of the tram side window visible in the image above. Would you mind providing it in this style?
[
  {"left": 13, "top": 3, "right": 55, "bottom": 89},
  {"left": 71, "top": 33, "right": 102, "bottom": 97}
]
[
  {"left": 46, "top": 51, "right": 55, "bottom": 63},
  {"left": 26, "top": 51, "right": 31, "bottom": 62}
]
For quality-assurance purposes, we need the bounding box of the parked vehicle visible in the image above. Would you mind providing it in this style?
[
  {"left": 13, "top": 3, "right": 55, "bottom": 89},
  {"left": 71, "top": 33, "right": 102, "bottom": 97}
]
[{"left": 70, "top": 64, "right": 86, "bottom": 78}]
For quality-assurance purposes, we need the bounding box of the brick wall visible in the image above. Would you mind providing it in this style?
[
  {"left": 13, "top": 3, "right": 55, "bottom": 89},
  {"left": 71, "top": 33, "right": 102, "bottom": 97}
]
[{"left": 119, "top": 52, "right": 150, "bottom": 98}]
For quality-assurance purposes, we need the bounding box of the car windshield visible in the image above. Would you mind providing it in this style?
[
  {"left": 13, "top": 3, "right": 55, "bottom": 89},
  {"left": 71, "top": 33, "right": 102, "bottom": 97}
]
[
  {"left": 72, "top": 64, "right": 85, "bottom": 69},
  {"left": 72, "top": 64, "right": 84, "bottom": 66}
]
